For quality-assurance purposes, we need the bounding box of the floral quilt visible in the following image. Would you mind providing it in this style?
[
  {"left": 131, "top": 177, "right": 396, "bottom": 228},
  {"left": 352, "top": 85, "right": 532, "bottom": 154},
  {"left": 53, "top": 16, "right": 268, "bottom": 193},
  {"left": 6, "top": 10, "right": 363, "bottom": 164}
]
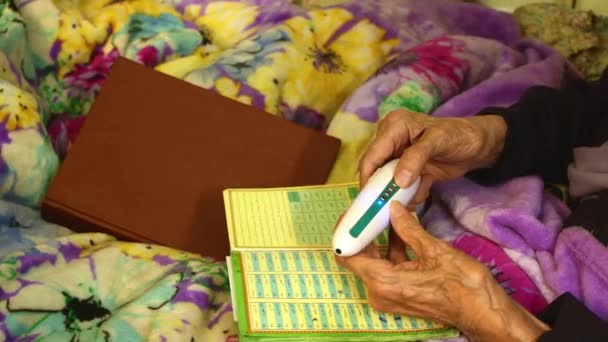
[{"left": 0, "top": 0, "right": 574, "bottom": 341}]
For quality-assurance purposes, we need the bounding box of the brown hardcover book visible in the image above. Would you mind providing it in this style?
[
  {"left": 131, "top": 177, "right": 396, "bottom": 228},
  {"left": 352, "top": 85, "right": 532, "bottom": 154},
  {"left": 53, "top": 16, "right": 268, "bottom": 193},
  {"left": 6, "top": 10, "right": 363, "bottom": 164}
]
[{"left": 42, "top": 57, "right": 340, "bottom": 260}]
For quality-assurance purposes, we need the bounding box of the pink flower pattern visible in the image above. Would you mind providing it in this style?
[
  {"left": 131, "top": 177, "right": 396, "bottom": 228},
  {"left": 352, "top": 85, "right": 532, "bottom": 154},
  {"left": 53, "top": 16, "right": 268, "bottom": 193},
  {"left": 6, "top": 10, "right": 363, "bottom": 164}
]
[
  {"left": 64, "top": 48, "right": 120, "bottom": 93},
  {"left": 409, "top": 37, "right": 468, "bottom": 94}
]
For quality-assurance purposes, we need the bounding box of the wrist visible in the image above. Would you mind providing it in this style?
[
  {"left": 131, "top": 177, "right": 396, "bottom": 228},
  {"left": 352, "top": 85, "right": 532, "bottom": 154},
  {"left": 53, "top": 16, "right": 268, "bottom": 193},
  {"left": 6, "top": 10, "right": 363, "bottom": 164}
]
[
  {"left": 466, "top": 279, "right": 549, "bottom": 342},
  {"left": 470, "top": 115, "right": 507, "bottom": 169}
]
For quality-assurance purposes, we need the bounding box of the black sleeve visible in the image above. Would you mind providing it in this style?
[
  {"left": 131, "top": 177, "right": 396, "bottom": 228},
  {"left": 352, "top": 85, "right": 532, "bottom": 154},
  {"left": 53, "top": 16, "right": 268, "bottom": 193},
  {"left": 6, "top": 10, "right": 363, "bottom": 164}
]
[
  {"left": 467, "top": 77, "right": 608, "bottom": 186},
  {"left": 537, "top": 292, "right": 608, "bottom": 342},
  {"left": 563, "top": 190, "right": 608, "bottom": 245}
]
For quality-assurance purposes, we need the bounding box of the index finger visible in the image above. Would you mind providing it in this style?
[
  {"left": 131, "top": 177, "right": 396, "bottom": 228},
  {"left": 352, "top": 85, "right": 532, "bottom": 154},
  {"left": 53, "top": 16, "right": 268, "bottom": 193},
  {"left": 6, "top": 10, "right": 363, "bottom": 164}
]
[
  {"left": 336, "top": 252, "right": 393, "bottom": 281},
  {"left": 359, "top": 127, "right": 408, "bottom": 187},
  {"left": 389, "top": 202, "right": 434, "bottom": 258}
]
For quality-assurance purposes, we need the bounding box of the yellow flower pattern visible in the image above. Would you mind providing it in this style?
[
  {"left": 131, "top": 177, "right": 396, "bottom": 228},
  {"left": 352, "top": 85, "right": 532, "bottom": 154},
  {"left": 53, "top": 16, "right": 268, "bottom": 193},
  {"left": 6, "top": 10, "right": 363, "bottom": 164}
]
[
  {"left": 183, "top": 2, "right": 260, "bottom": 50},
  {"left": 275, "top": 8, "right": 397, "bottom": 120},
  {"left": 55, "top": 10, "right": 107, "bottom": 78},
  {"left": 0, "top": 1, "right": 423, "bottom": 341},
  {"left": 0, "top": 84, "right": 41, "bottom": 130},
  {"left": 180, "top": 6, "right": 397, "bottom": 128},
  {"left": 215, "top": 77, "right": 253, "bottom": 105}
]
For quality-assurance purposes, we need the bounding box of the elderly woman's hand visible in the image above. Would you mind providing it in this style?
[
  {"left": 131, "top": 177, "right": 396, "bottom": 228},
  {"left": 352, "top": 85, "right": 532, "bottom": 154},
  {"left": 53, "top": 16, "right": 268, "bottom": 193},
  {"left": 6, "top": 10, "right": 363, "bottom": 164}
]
[
  {"left": 336, "top": 202, "right": 549, "bottom": 342},
  {"left": 360, "top": 110, "right": 507, "bottom": 207}
]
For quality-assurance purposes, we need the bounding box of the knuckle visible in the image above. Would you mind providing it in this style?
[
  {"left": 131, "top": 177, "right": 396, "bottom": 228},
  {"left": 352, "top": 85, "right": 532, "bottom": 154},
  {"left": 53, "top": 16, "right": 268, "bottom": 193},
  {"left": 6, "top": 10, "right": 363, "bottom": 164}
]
[
  {"left": 383, "top": 110, "right": 406, "bottom": 124},
  {"left": 369, "top": 299, "right": 386, "bottom": 312},
  {"left": 334, "top": 256, "right": 348, "bottom": 268},
  {"left": 377, "top": 117, "right": 391, "bottom": 131}
]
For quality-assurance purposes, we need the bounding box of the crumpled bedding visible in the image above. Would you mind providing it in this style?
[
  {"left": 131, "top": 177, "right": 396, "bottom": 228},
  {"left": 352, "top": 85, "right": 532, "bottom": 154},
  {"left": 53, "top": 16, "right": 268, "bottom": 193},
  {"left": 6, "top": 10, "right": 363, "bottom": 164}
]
[
  {"left": 0, "top": 0, "right": 603, "bottom": 341},
  {"left": 424, "top": 175, "right": 608, "bottom": 323},
  {"left": 514, "top": 3, "right": 608, "bottom": 81}
]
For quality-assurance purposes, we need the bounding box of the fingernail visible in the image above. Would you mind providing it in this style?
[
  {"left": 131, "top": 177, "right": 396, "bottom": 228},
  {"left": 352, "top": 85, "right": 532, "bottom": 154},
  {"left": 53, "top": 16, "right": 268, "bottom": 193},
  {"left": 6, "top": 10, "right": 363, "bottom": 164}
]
[{"left": 396, "top": 170, "right": 412, "bottom": 188}]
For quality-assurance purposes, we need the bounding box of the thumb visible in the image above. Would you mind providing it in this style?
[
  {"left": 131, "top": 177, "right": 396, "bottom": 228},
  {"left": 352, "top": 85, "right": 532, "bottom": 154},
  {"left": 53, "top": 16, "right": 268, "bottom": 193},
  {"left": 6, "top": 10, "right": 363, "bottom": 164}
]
[
  {"left": 394, "top": 131, "right": 435, "bottom": 188},
  {"left": 389, "top": 201, "right": 432, "bottom": 259}
]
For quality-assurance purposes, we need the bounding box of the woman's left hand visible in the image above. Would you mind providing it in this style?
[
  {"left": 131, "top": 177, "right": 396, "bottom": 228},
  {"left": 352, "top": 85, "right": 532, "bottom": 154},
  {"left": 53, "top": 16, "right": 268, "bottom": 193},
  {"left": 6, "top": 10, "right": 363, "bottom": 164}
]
[{"left": 335, "top": 201, "right": 549, "bottom": 342}]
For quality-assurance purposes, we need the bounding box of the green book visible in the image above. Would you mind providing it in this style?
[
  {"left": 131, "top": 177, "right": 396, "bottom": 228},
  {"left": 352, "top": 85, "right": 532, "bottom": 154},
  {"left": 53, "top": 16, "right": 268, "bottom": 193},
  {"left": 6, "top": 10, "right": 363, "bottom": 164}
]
[{"left": 223, "top": 182, "right": 460, "bottom": 341}]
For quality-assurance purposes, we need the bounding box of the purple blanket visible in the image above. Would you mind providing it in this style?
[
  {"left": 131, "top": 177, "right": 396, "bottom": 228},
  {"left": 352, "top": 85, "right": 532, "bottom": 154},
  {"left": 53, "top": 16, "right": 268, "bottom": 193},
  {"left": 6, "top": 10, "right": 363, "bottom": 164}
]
[
  {"left": 326, "top": 0, "right": 573, "bottom": 183},
  {"left": 424, "top": 176, "right": 608, "bottom": 321}
]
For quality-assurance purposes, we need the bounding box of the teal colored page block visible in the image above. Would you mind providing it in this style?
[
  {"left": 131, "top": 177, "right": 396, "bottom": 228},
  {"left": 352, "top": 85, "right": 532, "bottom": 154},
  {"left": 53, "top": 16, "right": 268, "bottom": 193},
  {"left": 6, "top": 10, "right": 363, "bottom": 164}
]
[
  {"left": 287, "top": 187, "right": 354, "bottom": 246},
  {"left": 286, "top": 186, "right": 392, "bottom": 247}
]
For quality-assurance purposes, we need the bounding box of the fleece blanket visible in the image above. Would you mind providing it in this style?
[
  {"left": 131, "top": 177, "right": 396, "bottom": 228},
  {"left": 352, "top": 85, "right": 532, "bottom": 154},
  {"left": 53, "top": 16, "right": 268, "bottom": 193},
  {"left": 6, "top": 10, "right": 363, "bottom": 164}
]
[
  {"left": 423, "top": 176, "right": 608, "bottom": 322},
  {"left": 1, "top": 0, "right": 602, "bottom": 341}
]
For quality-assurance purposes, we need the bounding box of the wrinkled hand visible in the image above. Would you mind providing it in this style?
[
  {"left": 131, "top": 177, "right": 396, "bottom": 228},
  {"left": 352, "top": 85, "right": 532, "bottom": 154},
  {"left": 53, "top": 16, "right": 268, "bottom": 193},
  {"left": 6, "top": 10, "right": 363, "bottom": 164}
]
[
  {"left": 359, "top": 110, "right": 507, "bottom": 207},
  {"left": 336, "top": 202, "right": 548, "bottom": 342}
]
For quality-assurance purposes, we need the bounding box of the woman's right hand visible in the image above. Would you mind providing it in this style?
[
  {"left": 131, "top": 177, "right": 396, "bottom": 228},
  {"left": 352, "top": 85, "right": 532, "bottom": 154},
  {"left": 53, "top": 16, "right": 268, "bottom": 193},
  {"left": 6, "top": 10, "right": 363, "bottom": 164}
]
[
  {"left": 360, "top": 110, "right": 508, "bottom": 207},
  {"left": 336, "top": 202, "right": 549, "bottom": 342}
]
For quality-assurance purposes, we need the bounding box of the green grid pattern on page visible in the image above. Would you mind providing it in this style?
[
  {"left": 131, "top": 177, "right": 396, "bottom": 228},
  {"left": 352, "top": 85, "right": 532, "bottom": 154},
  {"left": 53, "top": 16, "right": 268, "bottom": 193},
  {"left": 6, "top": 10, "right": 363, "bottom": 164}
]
[{"left": 287, "top": 187, "right": 389, "bottom": 246}]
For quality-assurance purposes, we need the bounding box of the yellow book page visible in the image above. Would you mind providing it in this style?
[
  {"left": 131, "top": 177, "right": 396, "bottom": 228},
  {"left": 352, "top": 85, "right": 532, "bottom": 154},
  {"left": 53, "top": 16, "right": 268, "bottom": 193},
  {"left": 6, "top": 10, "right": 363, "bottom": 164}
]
[
  {"left": 224, "top": 182, "right": 391, "bottom": 250},
  {"left": 237, "top": 249, "right": 449, "bottom": 333}
]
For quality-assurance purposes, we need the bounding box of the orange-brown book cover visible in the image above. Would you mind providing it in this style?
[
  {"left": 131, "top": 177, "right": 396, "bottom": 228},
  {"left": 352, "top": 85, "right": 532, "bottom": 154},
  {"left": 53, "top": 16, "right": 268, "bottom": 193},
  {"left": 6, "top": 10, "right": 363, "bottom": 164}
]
[{"left": 42, "top": 57, "right": 340, "bottom": 260}]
